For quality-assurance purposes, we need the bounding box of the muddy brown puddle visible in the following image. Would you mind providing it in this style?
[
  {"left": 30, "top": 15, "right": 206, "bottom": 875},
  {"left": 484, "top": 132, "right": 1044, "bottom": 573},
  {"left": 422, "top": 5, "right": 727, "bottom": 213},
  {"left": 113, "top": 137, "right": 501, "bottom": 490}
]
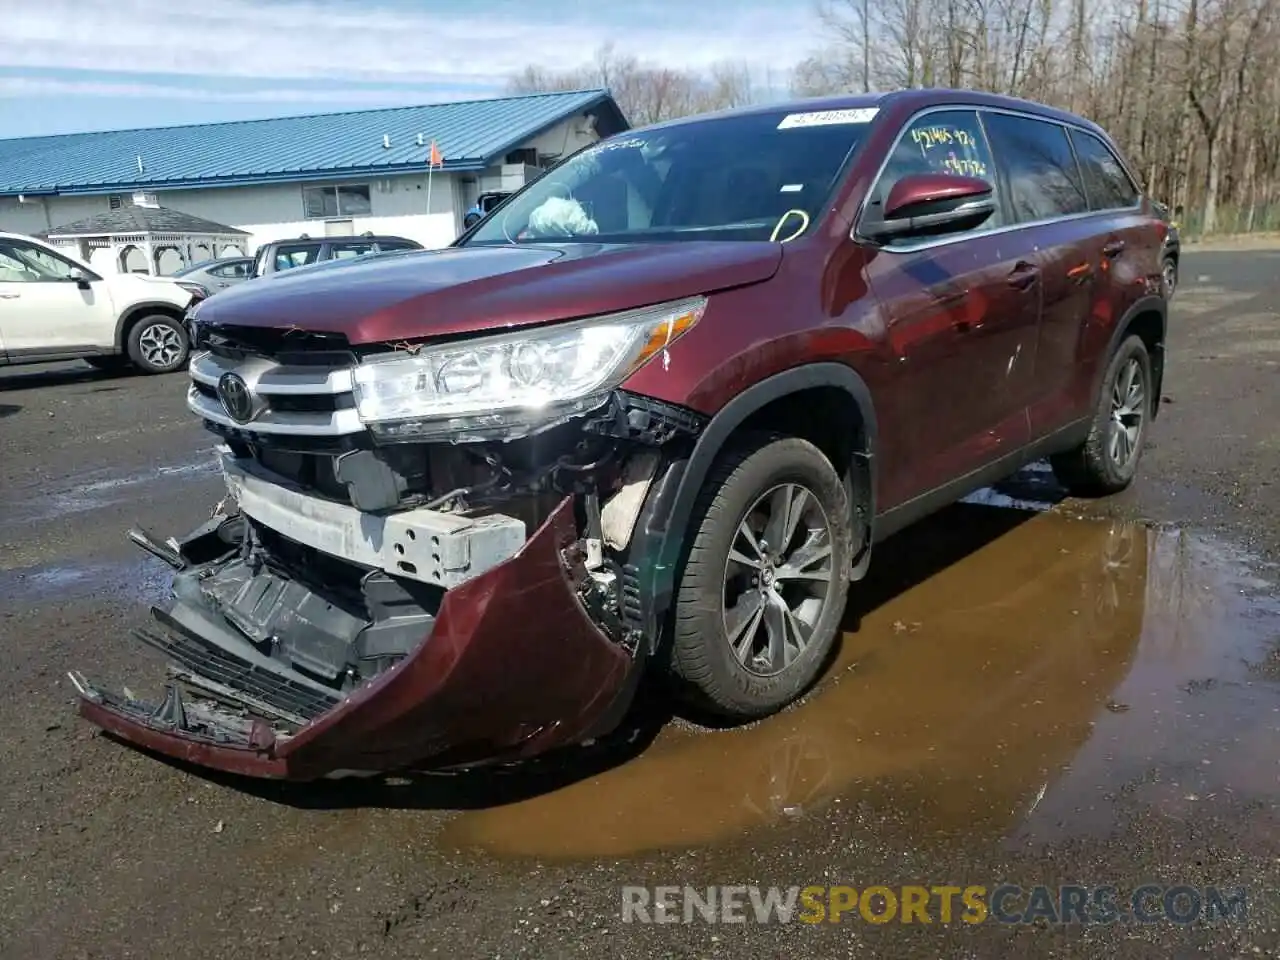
[{"left": 437, "top": 503, "right": 1280, "bottom": 861}]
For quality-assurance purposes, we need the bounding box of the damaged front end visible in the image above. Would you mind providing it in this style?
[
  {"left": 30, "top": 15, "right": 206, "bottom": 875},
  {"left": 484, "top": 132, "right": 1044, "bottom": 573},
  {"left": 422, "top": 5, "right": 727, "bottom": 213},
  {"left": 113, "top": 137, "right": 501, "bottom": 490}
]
[{"left": 75, "top": 306, "right": 708, "bottom": 779}]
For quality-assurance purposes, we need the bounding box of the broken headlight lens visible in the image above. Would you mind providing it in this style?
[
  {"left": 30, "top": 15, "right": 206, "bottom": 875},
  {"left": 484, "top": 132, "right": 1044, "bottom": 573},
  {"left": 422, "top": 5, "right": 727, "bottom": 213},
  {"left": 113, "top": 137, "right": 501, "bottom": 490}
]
[{"left": 352, "top": 295, "right": 707, "bottom": 440}]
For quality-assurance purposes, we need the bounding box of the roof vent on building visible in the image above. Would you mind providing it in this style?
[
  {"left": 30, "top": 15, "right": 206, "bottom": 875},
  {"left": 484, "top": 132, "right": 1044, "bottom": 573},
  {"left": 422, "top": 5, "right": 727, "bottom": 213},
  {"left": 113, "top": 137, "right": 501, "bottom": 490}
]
[
  {"left": 382, "top": 134, "right": 391, "bottom": 149},
  {"left": 131, "top": 191, "right": 159, "bottom": 208}
]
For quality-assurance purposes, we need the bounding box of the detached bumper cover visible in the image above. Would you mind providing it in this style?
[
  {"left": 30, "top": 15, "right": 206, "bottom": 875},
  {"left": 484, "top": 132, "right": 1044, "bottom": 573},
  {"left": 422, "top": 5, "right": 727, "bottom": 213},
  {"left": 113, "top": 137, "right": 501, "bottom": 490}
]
[{"left": 76, "top": 498, "right": 632, "bottom": 779}]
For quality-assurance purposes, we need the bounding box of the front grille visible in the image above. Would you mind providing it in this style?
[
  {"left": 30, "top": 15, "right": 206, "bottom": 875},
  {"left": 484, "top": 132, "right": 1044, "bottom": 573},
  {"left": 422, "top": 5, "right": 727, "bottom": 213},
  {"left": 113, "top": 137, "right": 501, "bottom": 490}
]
[
  {"left": 188, "top": 349, "right": 364, "bottom": 438},
  {"left": 191, "top": 379, "right": 348, "bottom": 415}
]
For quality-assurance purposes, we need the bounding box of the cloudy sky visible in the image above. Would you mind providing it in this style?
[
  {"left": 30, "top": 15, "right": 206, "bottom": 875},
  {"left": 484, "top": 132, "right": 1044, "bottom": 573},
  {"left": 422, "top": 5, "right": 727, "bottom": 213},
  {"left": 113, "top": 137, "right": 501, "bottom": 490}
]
[{"left": 0, "top": 0, "right": 822, "bottom": 138}]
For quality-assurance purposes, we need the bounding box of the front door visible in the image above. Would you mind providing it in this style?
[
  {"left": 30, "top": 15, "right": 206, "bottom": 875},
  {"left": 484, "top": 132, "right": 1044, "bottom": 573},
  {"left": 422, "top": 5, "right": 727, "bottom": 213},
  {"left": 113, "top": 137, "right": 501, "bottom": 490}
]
[
  {"left": 0, "top": 238, "right": 116, "bottom": 356},
  {"left": 861, "top": 108, "right": 1040, "bottom": 506}
]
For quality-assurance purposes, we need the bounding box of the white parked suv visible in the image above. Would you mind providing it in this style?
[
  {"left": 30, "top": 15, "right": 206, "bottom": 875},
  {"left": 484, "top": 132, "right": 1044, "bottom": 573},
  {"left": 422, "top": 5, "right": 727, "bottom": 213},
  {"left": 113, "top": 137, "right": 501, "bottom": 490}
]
[{"left": 0, "top": 232, "right": 200, "bottom": 375}]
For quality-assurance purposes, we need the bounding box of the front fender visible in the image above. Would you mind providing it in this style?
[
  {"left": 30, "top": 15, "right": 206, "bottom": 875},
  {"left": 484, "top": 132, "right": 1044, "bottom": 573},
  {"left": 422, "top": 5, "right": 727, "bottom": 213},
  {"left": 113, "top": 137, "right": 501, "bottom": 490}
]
[{"left": 622, "top": 362, "right": 877, "bottom": 655}]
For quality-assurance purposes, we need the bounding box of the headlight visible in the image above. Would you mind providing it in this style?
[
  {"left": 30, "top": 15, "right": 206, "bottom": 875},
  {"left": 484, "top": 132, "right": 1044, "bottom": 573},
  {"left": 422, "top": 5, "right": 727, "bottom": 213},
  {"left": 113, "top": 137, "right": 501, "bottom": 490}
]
[{"left": 352, "top": 295, "right": 707, "bottom": 441}]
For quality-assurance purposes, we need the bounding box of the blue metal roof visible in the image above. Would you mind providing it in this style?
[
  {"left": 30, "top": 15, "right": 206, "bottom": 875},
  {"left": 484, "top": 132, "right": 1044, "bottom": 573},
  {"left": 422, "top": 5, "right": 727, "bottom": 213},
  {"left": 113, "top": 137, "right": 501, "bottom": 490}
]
[{"left": 0, "top": 89, "right": 627, "bottom": 197}]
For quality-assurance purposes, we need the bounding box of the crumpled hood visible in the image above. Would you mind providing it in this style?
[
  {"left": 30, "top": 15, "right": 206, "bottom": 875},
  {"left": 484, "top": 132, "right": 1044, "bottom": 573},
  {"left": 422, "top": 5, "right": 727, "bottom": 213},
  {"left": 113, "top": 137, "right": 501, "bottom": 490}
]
[{"left": 193, "top": 241, "right": 783, "bottom": 345}]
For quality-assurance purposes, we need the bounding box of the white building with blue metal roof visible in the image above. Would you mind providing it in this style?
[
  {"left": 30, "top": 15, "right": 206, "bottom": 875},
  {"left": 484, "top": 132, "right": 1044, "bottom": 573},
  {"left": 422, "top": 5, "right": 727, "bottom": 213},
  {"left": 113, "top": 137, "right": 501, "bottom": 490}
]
[{"left": 0, "top": 89, "right": 627, "bottom": 273}]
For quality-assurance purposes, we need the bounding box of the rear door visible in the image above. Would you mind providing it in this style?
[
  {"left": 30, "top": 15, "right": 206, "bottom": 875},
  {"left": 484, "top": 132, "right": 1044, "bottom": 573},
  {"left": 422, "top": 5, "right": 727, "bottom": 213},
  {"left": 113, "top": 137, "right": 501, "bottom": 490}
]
[
  {"left": 1064, "top": 127, "right": 1161, "bottom": 414},
  {"left": 978, "top": 111, "right": 1100, "bottom": 438},
  {"left": 861, "top": 107, "right": 1040, "bottom": 504}
]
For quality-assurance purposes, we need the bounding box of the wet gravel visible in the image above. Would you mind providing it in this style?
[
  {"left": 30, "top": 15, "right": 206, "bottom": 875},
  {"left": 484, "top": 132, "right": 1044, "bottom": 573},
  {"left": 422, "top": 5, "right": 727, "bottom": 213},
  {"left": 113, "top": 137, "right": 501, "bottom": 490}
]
[{"left": 2, "top": 248, "right": 1280, "bottom": 959}]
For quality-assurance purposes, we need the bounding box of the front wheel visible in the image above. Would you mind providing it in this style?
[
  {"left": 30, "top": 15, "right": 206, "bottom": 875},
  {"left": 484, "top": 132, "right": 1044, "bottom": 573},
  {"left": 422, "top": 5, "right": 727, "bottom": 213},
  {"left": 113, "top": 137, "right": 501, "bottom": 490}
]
[
  {"left": 1050, "top": 334, "right": 1153, "bottom": 496},
  {"left": 667, "top": 433, "right": 853, "bottom": 721},
  {"left": 127, "top": 315, "right": 189, "bottom": 374}
]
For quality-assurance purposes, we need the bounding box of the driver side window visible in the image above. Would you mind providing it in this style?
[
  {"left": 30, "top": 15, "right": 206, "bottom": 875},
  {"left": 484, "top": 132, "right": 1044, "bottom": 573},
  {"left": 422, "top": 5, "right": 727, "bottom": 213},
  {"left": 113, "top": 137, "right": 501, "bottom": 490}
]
[
  {"left": 868, "top": 110, "right": 1003, "bottom": 246},
  {"left": 0, "top": 240, "right": 80, "bottom": 283}
]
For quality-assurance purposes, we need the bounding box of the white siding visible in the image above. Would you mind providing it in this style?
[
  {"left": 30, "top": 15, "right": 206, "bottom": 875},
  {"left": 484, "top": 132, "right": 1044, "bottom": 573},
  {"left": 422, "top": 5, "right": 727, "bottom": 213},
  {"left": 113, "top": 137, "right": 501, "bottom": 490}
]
[
  {"left": 0, "top": 116, "right": 606, "bottom": 257},
  {"left": 160, "top": 174, "right": 460, "bottom": 253}
]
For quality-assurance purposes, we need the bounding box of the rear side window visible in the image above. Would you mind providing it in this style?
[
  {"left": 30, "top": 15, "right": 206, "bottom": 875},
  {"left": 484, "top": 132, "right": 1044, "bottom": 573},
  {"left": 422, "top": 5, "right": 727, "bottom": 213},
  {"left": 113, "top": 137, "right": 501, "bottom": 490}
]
[
  {"left": 1069, "top": 129, "right": 1140, "bottom": 210},
  {"left": 375, "top": 240, "right": 417, "bottom": 252},
  {"left": 981, "top": 113, "right": 1089, "bottom": 221},
  {"left": 273, "top": 245, "right": 320, "bottom": 271}
]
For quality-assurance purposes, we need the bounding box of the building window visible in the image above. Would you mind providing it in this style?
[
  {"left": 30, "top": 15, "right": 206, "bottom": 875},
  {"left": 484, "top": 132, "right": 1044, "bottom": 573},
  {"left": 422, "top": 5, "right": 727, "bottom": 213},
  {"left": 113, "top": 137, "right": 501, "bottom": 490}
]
[{"left": 302, "top": 184, "right": 372, "bottom": 219}]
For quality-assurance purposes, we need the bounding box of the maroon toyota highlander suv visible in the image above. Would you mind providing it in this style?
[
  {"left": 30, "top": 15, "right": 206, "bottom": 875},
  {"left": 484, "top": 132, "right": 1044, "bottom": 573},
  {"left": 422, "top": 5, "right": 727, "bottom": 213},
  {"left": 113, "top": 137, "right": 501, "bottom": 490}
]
[{"left": 73, "top": 89, "right": 1168, "bottom": 780}]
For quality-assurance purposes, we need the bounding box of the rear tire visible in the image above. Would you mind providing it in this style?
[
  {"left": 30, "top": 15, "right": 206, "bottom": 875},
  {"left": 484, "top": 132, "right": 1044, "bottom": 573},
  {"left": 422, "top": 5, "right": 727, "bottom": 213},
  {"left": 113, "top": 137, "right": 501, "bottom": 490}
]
[
  {"left": 1050, "top": 334, "right": 1153, "bottom": 497},
  {"left": 667, "top": 432, "right": 853, "bottom": 721},
  {"left": 126, "top": 315, "right": 189, "bottom": 374},
  {"left": 1162, "top": 255, "right": 1178, "bottom": 299}
]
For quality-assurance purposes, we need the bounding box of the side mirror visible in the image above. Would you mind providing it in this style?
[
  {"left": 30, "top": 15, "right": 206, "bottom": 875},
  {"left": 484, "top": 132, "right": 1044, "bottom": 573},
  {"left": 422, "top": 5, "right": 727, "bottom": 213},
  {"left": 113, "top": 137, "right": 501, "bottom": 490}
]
[
  {"left": 863, "top": 173, "right": 996, "bottom": 242},
  {"left": 69, "top": 267, "right": 92, "bottom": 290}
]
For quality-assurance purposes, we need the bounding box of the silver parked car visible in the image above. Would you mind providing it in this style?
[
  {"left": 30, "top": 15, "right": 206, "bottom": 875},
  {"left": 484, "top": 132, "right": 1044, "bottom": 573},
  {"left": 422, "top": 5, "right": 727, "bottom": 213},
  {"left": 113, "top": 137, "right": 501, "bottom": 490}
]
[{"left": 170, "top": 256, "right": 253, "bottom": 298}]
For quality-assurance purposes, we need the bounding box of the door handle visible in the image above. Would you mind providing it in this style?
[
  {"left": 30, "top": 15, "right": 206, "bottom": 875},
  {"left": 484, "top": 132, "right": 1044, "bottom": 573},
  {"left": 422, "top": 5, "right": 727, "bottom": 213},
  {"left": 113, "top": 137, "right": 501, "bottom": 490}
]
[
  {"left": 1102, "top": 239, "right": 1126, "bottom": 258},
  {"left": 0, "top": 293, "right": 20, "bottom": 299},
  {"left": 1008, "top": 261, "right": 1040, "bottom": 290},
  {"left": 1068, "top": 262, "right": 1095, "bottom": 284},
  {"left": 935, "top": 287, "right": 969, "bottom": 307}
]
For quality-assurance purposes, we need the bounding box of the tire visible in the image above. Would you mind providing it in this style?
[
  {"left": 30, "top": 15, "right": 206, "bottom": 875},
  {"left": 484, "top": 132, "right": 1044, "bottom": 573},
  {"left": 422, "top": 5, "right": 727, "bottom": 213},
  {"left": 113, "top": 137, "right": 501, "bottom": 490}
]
[
  {"left": 1050, "top": 334, "right": 1153, "bottom": 497},
  {"left": 83, "top": 356, "right": 133, "bottom": 374},
  {"left": 126, "top": 314, "right": 189, "bottom": 374},
  {"left": 1162, "top": 255, "right": 1178, "bottom": 299},
  {"left": 667, "top": 432, "right": 853, "bottom": 721}
]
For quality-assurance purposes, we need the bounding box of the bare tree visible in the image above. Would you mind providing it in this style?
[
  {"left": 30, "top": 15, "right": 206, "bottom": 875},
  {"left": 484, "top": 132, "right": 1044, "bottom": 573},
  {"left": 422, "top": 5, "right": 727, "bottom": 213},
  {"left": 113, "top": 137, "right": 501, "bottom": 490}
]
[
  {"left": 787, "top": 0, "right": 1280, "bottom": 234},
  {"left": 507, "top": 5, "right": 1280, "bottom": 235},
  {"left": 504, "top": 45, "right": 767, "bottom": 126}
]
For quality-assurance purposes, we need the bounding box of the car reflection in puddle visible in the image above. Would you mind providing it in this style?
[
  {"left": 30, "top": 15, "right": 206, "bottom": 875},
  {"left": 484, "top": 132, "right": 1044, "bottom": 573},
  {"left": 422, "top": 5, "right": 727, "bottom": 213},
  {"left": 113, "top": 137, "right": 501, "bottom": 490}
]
[{"left": 439, "top": 503, "right": 1280, "bottom": 861}]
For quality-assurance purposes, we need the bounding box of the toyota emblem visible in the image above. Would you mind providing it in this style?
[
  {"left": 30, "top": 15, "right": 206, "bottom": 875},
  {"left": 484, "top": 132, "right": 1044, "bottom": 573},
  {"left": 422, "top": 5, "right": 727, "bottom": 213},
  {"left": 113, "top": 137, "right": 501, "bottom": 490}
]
[{"left": 216, "top": 372, "right": 255, "bottom": 423}]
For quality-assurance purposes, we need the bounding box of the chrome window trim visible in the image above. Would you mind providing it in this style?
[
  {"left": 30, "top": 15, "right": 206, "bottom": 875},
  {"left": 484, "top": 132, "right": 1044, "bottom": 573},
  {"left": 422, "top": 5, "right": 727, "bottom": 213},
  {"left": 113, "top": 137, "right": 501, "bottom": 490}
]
[{"left": 851, "top": 102, "right": 1144, "bottom": 255}]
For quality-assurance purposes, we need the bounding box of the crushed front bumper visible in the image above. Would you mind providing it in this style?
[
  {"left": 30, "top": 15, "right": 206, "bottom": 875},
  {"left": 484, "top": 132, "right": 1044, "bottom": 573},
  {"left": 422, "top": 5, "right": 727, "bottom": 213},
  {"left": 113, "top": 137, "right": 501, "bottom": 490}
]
[{"left": 74, "top": 496, "right": 635, "bottom": 780}]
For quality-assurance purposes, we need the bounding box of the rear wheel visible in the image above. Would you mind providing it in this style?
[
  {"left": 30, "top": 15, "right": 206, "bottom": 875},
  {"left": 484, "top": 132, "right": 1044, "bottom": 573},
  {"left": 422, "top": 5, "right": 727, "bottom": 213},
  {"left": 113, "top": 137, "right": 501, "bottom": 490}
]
[
  {"left": 667, "top": 433, "right": 853, "bottom": 721},
  {"left": 1050, "top": 334, "right": 1153, "bottom": 496},
  {"left": 1162, "top": 255, "right": 1178, "bottom": 299},
  {"left": 126, "top": 315, "right": 189, "bottom": 374}
]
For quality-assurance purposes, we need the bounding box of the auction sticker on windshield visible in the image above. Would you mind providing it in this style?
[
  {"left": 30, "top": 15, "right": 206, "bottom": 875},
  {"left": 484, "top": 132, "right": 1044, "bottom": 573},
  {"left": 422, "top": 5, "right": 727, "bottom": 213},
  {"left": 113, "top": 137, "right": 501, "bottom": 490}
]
[{"left": 778, "top": 107, "right": 879, "bottom": 129}]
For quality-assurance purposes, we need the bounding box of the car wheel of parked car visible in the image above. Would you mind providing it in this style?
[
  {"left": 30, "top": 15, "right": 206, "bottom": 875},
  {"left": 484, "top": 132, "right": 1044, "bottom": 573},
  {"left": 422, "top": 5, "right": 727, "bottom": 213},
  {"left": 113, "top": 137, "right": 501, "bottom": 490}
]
[
  {"left": 127, "top": 315, "right": 189, "bottom": 374},
  {"left": 1162, "top": 256, "right": 1178, "bottom": 299},
  {"left": 1050, "top": 334, "right": 1153, "bottom": 496},
  {"left": 667, "top": 432, "right": 853, "bottom": 721}
]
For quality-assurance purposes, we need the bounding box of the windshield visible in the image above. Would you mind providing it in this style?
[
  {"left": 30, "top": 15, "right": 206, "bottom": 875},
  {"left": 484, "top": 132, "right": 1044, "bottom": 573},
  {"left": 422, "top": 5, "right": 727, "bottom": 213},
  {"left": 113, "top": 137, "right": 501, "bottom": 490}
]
[{"left": 464, "top": 107, "right": 876, "bottom": 246}]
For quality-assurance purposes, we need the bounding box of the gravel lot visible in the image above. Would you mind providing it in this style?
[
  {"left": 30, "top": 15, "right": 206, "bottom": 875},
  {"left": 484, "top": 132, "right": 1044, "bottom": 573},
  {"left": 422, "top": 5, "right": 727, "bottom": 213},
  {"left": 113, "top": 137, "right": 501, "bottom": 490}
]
[{"left": 2, "top": 246, "right": 1279, "bottom": 959}]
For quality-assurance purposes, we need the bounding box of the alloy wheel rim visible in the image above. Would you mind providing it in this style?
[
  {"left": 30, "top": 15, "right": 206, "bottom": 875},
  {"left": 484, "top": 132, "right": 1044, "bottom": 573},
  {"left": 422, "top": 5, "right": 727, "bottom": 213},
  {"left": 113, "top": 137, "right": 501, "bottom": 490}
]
[
  {"left": 1163, "top": 261, "right": 1177, "bottom": 296},
  {"left": 139, "top": 323, "right": 183, "bottom": 368},
  {"left": 1108, "top": 357, "right": 1145, "bottom": 470},
  {"left": 722, "top": 482, "right": 835, "bottom": 677}
]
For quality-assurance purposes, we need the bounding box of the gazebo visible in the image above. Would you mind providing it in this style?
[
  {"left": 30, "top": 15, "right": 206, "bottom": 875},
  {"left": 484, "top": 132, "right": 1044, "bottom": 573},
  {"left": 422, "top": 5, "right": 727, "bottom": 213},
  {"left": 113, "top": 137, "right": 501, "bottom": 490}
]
[{"left": 42, "top": 198, "right": 250, "bottom": 276}]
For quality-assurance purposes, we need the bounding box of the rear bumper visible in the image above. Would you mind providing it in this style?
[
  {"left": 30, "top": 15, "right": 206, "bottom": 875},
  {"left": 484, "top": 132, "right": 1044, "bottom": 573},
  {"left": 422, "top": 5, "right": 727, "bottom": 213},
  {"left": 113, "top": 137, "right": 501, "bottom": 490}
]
[{"left": 75, "top": 497, "right": 635, "bottom": 780}]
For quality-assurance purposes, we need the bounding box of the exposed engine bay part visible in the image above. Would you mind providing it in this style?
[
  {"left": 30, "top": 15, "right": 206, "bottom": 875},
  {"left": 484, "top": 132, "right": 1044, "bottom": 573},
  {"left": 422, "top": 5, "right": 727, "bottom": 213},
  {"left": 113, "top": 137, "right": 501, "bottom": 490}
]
[{"left": 222, "top": 450, "right": 528, "bottom": 589}]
